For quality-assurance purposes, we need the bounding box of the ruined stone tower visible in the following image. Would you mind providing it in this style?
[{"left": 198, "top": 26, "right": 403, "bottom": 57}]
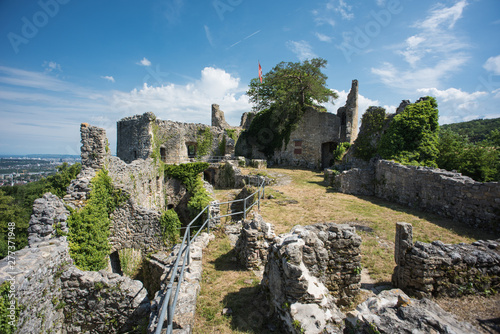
[{"left": 337, "top": 79, "right": 359, "bottom": 143}]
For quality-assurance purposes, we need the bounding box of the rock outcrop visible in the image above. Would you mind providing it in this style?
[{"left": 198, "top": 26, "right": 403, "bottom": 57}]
[{"left": 345, "top": 289, "right": 480, "bottom": 333}]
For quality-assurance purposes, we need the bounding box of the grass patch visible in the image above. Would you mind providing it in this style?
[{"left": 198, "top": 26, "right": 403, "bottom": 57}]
[{"left": 194, "top": 232, "right": 270, "bottom": 333}]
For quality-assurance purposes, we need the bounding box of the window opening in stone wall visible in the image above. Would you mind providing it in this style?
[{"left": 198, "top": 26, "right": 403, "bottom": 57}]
[
  {"left": 134, "top": 150, "right": 137, "bottom": 159},
  {"left": 341, "top": 112, "right": 347, "bottom": 126},
  {"left": 186, "top": 142, "right": 197, "bottom": 158},
  {"left": 160, "top": 147, "right": 166, "bottom": 162},
  {"left": 294, "top": 140, "right": 302, "bottom": 155}
]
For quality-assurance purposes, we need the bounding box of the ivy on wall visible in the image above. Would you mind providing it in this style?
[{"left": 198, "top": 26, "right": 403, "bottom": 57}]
[
  {"left": 196, "top": 127, "right": 213, "bottom": 158},
  {"left": 67, "top": 168, "right": 127, "bottom": 271}
]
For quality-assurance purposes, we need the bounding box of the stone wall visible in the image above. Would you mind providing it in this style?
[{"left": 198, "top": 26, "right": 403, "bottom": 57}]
[
  {"left": 0, "top": 236, "right": 150, "bottom": 334},
  {"left": 80, "top": 123, "right": 110, "bottom": 169},
  {"left": 0, "top": 238, "right": 70, "bottom": 334},
  {"left": 262, "top": 223, "right": 361, "bottom": 334},
  {"left": 107, "top": 156, "right": 166, "bottom": 211},
  {"left": 393, "top": 222, "right": 500, "bottom": 298},
  {"left": 61, "top": 267, "right": 150, "bottom": 333},
  {"left": 116, "top": 112, "right": 154, "bottom": 163},
  {"left": 109, "top": 198, "right": 165, "bottom": 254},
  {"left": 272, "top": 107, "right": 341, "bottom": 170},
  {"left": 333, "top": 159, "right": 500, "bottom": 231}
]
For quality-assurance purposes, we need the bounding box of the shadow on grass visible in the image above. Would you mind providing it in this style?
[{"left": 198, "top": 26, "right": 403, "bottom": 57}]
[
  {"left": 210, "top": 247, "right": 246, "bottom": 272},
  {"left": 222, "top": 285, "right": 281, "bottom": 334},
  {"left": 355, "top": 195, "right": 493, "bottom": 241}
]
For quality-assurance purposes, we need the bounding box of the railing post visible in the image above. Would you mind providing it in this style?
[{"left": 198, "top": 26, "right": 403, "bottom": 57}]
[
  {"left": 207, "top": 205, "right": 211, "bottom": 234},
  {"left": 167, "top": 292, "right": 174, "bottom": 332},
  {"left": 263, "top": 183, "right": 265, "bottom": 199},
  {"left": 258, "top": 187, "right": 260, "bottom": 211},
  {"left": 187, "top": 227, "right": 191, "bottom": 266},
  {"left": 243, "top": 197, "right": 247, "bottom": 220}
]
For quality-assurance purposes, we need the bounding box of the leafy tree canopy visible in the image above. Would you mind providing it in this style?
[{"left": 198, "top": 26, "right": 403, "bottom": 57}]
[
  {"left": 245, "top": 58, "right": 337, "bottom": 158},
  {"left": 378, "top": 97, "right": 439, "bottom": 167}
]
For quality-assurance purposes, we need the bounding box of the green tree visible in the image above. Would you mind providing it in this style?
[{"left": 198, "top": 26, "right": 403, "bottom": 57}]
[
  {"left": 378, "top": 97, "right": 439, "bottom": 166},
  {"left": 245, "top": 58, "right": 338, "bottom": 158}
]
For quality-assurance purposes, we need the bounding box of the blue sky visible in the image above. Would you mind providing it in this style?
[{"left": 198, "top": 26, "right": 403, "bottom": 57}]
[{"left": 0, "top": 0, "right": 499, "bottom": 155}]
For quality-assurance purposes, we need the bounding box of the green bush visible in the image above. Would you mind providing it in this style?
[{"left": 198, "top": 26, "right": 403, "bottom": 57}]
[
  {"left": 378, "top": 97, "right": 439, "bottom": 167},
  {"left": 159, "top": 209, "right": 182, "bottom": 245},
  {"left": 67, "top": 168, "right": 127, "bottom": 271},
  {"left": 197, "top": 128, "right": 213, "bottom": 158},
  {"left": 0, "top": 282, "right": 18, "bottom": 334},
  {"left": 164, "top": 163, "right": 209, "bottom": 193},
  {"left": 353, "top": 107, "right": 387, "bottom": 161},
  {"left": 0, "top": 163, "right": 81, "bottom": 259},
  {"left": 332, "top": 142, "right": 351, "bottom": 164}
]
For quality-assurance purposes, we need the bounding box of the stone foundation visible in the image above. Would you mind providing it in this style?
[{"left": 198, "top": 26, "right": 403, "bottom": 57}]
[
  {"left": 333, "top": 159, "right": 500, "bottom": 231},
  {"left": 235, "top": 214, "right": 275, "bottom": 270},
  {"left": 393, "top": 222, "right": 500, "bottom": 298}
]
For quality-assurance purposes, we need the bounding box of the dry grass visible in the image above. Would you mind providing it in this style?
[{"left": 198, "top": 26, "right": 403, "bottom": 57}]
[{"left": 194, "top": 166, "right": 495, "bottom": 333}]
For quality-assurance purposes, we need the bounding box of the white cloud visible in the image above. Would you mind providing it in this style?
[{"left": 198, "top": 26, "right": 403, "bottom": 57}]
[
  {"left": 137, "top": 57, "right": 151, "bottom": 67},
  {"left": 315, "top": 32, "right": 332, "bottom": 43},
  {"left": 373, "top": 1, "right": 471, "bottom": 91},
  {"left": 328, "top": 0, "right": 354, "bottom": 20},
  {"left": 111, "top": 67, "right": 250, "bottom": 125},
  {"left": 101, "top": 76, "right": 115, "bottom": 83},
  {"left": 286, "top": 40, "right": 317, "bottom": 61},
  {"left": 415, "top": 0, "right": 468, "bottom": 31},
  {"left": 416, "top": 87, "right": 491, "bottom": 124},
  {"left": 483, "top": 55, "right": 500, "bottom": 75}
]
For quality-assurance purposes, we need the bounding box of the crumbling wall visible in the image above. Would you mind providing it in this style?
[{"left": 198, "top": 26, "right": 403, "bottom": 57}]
[
  {"left": 333, "top": 160, "right": 500, "bottom": 231},
  {"left": 262, "top": 223, "right": 361, "bottom": 334},
  {"left": 116, "top": 112, "right": 154, "bottom": 163},
  {"left": 393, "top": 222, "right": 500, "bottom": 298},
  {"left": 80, "top": 123, "right": 110, "bottom": 169},
  {"left": 235, "top": 214, "right": 275, "bottom": 270},
  {"left": 337, "top": 79, "right": 359, "bottom": 144},
  {"left": 27, "top": 192, "right": 70, "bottom": 245}
]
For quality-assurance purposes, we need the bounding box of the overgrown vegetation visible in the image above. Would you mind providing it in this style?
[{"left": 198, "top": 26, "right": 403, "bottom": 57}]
[
  {"left": 0, "top": 282, "right": 18, "bottom": 334},
  {"left": 197, "top": 127, "right": 214, "bottom": 158},
  {"left": 159, "top": 209, "right": 182, "bottom": 245},
  {"left": 164, "top": 162, "right": 212, "bottom": 223},
  {"left": 352, "top": 98, "right": 499, "bottom": 181},
  {"left": 243, "top": 58, "right": 338, "bottom": 158},
  {"left": 0, "top": 162, "right": 81, "bottom": 259},
  {"left": 68, "top": 168, "right": 127, "bottom": 271},
  {"left": 118, "top": 248, "right": 143, "bottom": 278},
  {"left": 378, "top": 97, "right": 439, "bottom": 167},
  {"left": 353, "top": 107, "right": 387, "bottom": 161},
  {"left": 332, "top": 142, "right": 351, "bottom": 164}
]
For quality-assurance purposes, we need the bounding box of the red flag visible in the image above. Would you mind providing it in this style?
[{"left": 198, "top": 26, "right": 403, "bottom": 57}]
[{"left": 258, "top": 62, "right": 263, "bottom": 83}]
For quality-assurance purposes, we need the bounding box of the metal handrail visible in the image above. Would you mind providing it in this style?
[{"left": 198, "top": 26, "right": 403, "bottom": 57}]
[{"left": 154, "top": 176, "right": 266, "bottom": 334}]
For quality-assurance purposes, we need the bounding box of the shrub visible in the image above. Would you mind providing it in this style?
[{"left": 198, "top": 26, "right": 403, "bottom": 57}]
[
  {"left": 159, "top": 209, "right": 182, "bottom": 245},
  {"left": 0, "top": 282, "right": 18, "bottom": 334},
  {"left": 332, "top": 142, "right": 351, "bottom": 164}
]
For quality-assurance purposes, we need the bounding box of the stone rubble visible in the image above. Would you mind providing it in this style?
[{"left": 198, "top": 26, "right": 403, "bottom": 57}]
[{"left": 345, "top": 289, "right": 481, "bottom": 333}]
